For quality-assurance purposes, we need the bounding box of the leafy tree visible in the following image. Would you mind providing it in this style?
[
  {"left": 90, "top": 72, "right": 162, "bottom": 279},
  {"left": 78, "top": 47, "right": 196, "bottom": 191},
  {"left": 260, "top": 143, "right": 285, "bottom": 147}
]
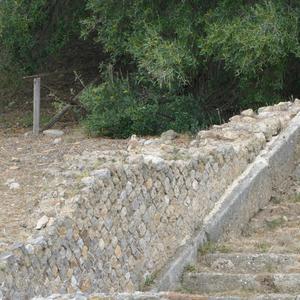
[
  {"left": 0, "top": 0, "right": 86, "bottom": 75},
  {"left": 80, "top": 0, "right": 300, "bottom": 137},
  {"left": 1, "top": 0, "right": 300, "bottom": 136}
]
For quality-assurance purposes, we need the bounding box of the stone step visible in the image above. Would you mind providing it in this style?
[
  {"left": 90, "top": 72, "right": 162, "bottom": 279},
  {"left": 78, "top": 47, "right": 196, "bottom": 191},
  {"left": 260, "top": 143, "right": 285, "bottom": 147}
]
[
  {"left": 164, "top": 292, "right": 300, "bottom": 300},
  {"left": 259, "top": 202, "right": 300, "bottom": 216},
  {"left": 164, "top": 293, "right": 240, "bottom": 300},
  {"left": 244, "top": 212, "right": 300, "bottom": 231},
  {"left": 250, "top": 296, "right": 300, "bottom": 300},
  {"left": 219, "top": 225, "right": 300, "bottom": 254},
  {"left": 181, "top": 272, "right": 300, "bottom": 294},
  {"left": 197, "top": 253, "right": 300, "bottom": 274}
]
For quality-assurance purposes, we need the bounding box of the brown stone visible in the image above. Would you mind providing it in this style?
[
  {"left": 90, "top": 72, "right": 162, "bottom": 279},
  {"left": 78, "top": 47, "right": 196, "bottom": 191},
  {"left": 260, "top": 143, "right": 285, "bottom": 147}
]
[{"left": 115, "top": 245, "right": 122, "bottom": 258}]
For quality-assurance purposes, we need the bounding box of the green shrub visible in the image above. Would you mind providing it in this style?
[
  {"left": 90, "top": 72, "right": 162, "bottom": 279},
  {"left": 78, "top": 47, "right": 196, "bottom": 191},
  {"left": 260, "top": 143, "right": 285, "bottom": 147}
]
[
  {"left": 80, "top": 77, "right": 158, "bottom": 138},
  {"left": 80, "top": 0, "right": 300, "bottom": 137},
  {"left": 80, "top": 74, "right": 214, "bottom": 138},
  {"left": 201, "top": 1, "right": 300, "bottom": 105}
]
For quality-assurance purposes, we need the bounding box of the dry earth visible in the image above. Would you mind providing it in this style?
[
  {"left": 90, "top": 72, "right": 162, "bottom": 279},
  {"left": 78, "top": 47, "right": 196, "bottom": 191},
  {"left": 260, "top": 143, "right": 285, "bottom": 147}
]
[{"left": 0, "top": 127, "right": 128, "bottom": 251}]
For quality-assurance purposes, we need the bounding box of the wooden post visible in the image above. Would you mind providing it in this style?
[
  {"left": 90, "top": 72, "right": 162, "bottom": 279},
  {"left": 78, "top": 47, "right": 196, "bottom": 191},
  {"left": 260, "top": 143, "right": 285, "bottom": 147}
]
[{"left": 33, "top": 77, "right": 41, "bottom": 135}]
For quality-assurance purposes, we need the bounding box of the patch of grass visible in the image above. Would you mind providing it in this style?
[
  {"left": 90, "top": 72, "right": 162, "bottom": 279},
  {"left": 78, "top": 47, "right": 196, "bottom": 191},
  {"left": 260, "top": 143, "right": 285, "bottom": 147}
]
[
  {"left": 265, "top": 217, "right": 285, "bottom": 230},
  {"left": 175, "top": 286, "right": 193, "bottom": 294},
  {"left": 241, "top": 224, "right": 253, "bottom": 237},
  {"left": 18, "top": 112, "right": 33, "bottom": 128},
  {"left": 217, "top": 244, "right": 232, "bottom": 253},
  {"left": 76, "top": 170, "right": 90, "bottom": 181},
  {"left": 65, "top": 186, "right": 81, "bottom": 198},
  {"left": 265, "top": 263, "right": 276, "bottom": 273},
  {"left": 198, "top": 242, "right": 231, "bottom": 255},
  {"left": 143, "top": 274, "right": 156, "bottom": 288},
  {"left": 0, "top": 111, "right": 52, "bottom": 129},
  {"left": 199, "top": 242, "right": 217, "bottom": 255},
  {"left": 0, "top": 262, "right": 6, "bottom": 271},
  {"left": 255, "top": 242, "right": 270, "bottom": 253},
  {"left": 291, "top": 193, "right": 300, "bottom": 203},
  {"left": 184, "top": 264, "right": 196, "bottom": 273},
  {"left": 270, "top": 196, "right": 282, "bottom": 204}
]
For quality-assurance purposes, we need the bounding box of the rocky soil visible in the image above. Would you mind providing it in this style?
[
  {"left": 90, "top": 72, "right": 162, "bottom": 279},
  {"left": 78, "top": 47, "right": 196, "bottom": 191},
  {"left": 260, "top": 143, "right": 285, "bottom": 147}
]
[{"left": 0, "top": 127, "right": 129, "bottom": 251}]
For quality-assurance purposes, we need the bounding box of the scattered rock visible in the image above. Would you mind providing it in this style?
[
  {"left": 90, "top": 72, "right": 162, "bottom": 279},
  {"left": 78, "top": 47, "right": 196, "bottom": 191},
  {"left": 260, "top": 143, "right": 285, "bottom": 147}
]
[
  {"left": 43, "top": 129, "right": 64, "bottom": 138},
  {"left": 115, "top": 245, "right": 122, "bottom": 258},
  {"left": 190, "top": 140, "right": 199, "bottom": 147},
  {"left": 52, "top": 137, "right": 62, "bottom": 144},
  {"left": 241, "top": 109, "right": 256, "bottom": 117},
  {"left": 24, "top": 131, "right": 32, "bottom": 137},
  {"left": 36, "top": 215, "right": 49, "bottom": 230},
  {"left": 144, "top": 139, "right": 160, "bottom": 146},
  {"left": 90, "top": 169, "right": 111, "bottom": 180},
  {"left": 81, "top": 176, "right": 96, "bottom": 187},
  {"left": 143, "top": 155, "right": 166, "bottom": 171},
  {"left": 99, "top": 239, "right": 105, "bottom": 251},
  {"left": 25, "top": 244, "right": 34, "bottom": 254},
  {"left": 127, "top": 134, "right": 139, "bottom": 151},
  {"left": 48, "top": 217, "right": 55, "bottom": 227},
  {"left": 9, "top": 166, "right": 19, "bottom": 170},
  {"left": 5, "top": 179, "right": 20, "bottom": 190},
  {"left": 145, "top": 178, "right": 153, "bottom": 190},
  {"left": 161, "top": 129, "right": 178, "bottom": 141},
  {"left": 294, "top": 98, "right": 300, "bottom": 106},
  {"left": 11, "top": 157, "right": 20, "bottom": 162},
  {"left": 211, "top": 258, "right": 235, "bottom": 271}
]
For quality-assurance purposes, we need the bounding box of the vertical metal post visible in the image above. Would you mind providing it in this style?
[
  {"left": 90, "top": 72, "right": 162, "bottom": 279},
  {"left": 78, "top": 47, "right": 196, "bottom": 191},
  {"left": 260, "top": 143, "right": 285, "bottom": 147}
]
[{"left": 33, "top": 77, "right": 41, "bottom": 135}]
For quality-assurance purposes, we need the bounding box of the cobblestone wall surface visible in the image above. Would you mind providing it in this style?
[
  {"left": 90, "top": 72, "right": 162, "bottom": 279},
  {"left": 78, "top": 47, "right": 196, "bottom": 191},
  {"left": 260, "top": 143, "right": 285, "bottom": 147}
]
[{"left": 1, "top": 101, "right": 300, "bottom": 299}]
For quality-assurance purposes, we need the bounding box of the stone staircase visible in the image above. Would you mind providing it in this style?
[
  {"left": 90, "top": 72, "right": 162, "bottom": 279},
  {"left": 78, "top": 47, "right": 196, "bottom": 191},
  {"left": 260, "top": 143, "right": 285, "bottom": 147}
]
[{"left": 177, "top": 177, "right": 300, "bottom": 299}]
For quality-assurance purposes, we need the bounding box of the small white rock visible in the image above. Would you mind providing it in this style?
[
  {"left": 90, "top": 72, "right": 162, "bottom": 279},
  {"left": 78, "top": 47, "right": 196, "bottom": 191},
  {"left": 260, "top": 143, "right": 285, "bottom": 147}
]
[
  {"left": 24, "top": 131, "right": 32, "bottom": 137},
  {"left": 71, "top": 275, "right": 78, "bottom": 288},
  {"left": 11, "top": 157, "right": 20, "bottom": 162},
  {"left": 241, "top": 109, "right": 256, "bottom": 117},
  {"left": 53, "top": 137, "right": 62, "bottom": 144},
  {"left": 143, "top": 155, "right": 166, "bottom": 170},
  {"left": 161, "top": 129, "right": 178, "bottom": 141},
  {"left": 9, "top": 166, "right": 19, "bottom": 170},
  {"left": 5, "top": 179, "right": 20, "bottom": 190},
  {"left": 9, "top": 182, "right": 20, "bottom": 190},
  {"left": 48, "top": 217, "right": 55, "bottom": 227},
  {"left": 190, "top": 140, "right": 198, "bottom": 147},
  {"left": 36, "top": 215, "right": 49, "bottom": 230},
  {"left": 5, "top": 178, "right": 15, "bottom": 185},
  {"left": 90, "top": 169, "right": 111, "bottom": 180},
  {"left": 25, "top": 244, "right": 34, "bottom": 254},
  {"left": 43, "top": 129, "right": 64, "bottom": 138},
  {"left": 81, "top": 176, "right": 96, "bottom": 186},
  {"left": 127, "top": 134, "right": 140, "bottom": 151},
  {"left": 99, "top": 239, "right": 105, "bottom": 251}
]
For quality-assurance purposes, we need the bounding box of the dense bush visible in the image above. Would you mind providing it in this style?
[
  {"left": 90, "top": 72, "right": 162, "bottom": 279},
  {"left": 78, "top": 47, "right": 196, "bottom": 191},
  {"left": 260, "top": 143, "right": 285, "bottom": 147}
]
[
  {"left": 80, "top": 72, "right": 214, "bottom": 138},
  {"left": 80, "top": 0, "right": 300, "bottom": 137}
]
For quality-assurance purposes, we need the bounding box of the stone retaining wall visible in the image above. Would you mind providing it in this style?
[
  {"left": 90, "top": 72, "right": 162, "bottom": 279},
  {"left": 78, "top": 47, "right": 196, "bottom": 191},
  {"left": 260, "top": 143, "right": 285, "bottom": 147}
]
[{"left": 1, "top": 101, "right": 300, "bottom": 299}]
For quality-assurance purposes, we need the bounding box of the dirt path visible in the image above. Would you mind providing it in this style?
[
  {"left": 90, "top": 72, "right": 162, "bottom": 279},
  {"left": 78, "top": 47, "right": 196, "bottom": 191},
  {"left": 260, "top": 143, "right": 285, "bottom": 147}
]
[{"left": 0, "top": 127, "right": 127, "bottom": 251}]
